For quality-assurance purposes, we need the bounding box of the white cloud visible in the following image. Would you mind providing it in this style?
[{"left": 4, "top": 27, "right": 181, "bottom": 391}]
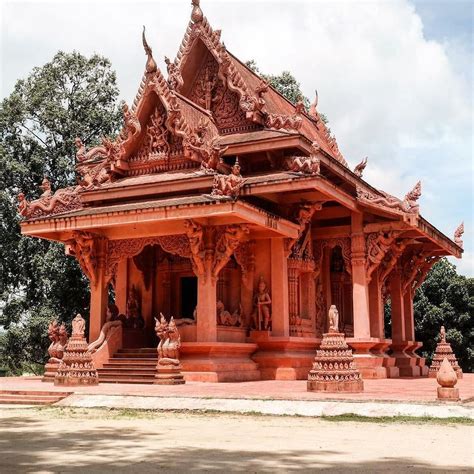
[{"left": 1, "top": 0, "right": 472, "bottom": 276}]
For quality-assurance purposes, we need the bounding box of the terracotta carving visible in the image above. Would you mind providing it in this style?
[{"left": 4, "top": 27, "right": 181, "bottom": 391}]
[
  {"left": 17, "top": 178, "right": 83, "bottom": 220},
  {"left": 165, "top": 56, "right": 184, "bottom": 91},
  {"left": 252, "top": 276, "right": 272, "bottom": 330},
  {"left": 436, "top": 358, "right": 459, "bottom": 401},
  {"left": 67, "top": 231, "right": 97, "bottom": 285},
  {"left": 265, "top": 100, "right": 304, "bottom": 131},
  {"left": 328, "top": 304, "right": 339, "bottom": 332},
  {"left": 142, "top": 26, "right": 157, "bottom": 74},
  {"left": 307, "top": 306, "right": 363, "bottom": 392},
  {"left": 55, "top": 314, "right": 99, "bottom": 386},
  {"left": 120, "top": 102, "right": 141, "bottom": 143},
  {"left": 353, "top": 157, "right": 368, "bottom": 178},
  {"left": 429, "top": 326, "right": 462, "bottom": 379},
  {"left": 284, "top": 155, "right": 320, "bottom": 175},
  {"left": 454, "top": 222, "right": 464, "bottom": 248},
  {"left": 154, "top": 314, "right": 185, "bottom": 385},
  {"left": 217, "top": 300, "right": 242, "bottom": 327},
  {"left": 366, "top": 231, "right": 398, "bottom": 280},
  {"left": 124, "top": 285, "right": 145, "bottom": 329},
  {"left": 357, "top": 181, "right": 421, "bottom": 215},
  {"left": 211, "top": 158, "right": 246, "bottom": 197}
]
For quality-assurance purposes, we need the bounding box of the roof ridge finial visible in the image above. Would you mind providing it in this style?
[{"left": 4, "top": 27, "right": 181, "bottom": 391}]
[
  {"left": 309, "top": 90, "right": 318, "bottom": 119},
  {"left": 191, "top": 0, "right": 204, "bottom": 23},
  {"left": 142, "top": 26, "right": 157, "bottom": 74}
]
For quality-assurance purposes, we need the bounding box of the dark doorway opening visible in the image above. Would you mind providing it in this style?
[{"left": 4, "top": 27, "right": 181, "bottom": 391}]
[{"left": 181, "top": 276, "right": 198, "bottom": 319}]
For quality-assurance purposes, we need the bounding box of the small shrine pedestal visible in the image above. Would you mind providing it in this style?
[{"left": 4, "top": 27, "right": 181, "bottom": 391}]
[
  {"left": 54, "top": 314, "right": 99, "bottom": 386},
  {"left": 155, "top": 363, "right": 185, "bottom": 385},
  {"left": 429, "top": 326, "right": 463, "bottom": 379},
  {"left": 307, "top": 330, "right": 363, "bottom": 393}
]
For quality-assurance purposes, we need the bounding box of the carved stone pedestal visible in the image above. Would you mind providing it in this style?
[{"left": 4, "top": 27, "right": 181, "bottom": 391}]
[
  {"left": 307, "top": 331, "right": 363, "bottom": 392},
  {"left": 42, "top": 362, "right": 60, "bottom": 382},
  {"left": 155, "top": 364, "right": 185, "bottom": 385},
  {"left": 437, "top": 387, "right": 460, "bottom": 401}
]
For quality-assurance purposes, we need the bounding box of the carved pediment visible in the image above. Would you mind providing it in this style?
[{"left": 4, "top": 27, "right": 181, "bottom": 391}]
[{"left": 188, "top": 52, "right": 259, "bottom": 135}]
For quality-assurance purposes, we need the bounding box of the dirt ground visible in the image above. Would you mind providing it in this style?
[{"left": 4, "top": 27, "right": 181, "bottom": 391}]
[{"left": 0, "top": 408, "right": 472, "bottom": 473}]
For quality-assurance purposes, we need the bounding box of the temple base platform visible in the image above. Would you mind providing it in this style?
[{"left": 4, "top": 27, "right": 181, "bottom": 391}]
[
  {"left": 250, "top": 332, "right": 319, "bottom": 380},
  {"left": 181, "top": 342, "right": 260, "bottom": 382},
  {"left": 307, "top": 378, "right": 364, "bottom": 393}
]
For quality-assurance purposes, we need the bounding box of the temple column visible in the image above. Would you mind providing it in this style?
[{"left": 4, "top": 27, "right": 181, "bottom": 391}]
[
  {"left": 390, "top": 268, "right": 420, "bottom": 376},
  {"left": 368, "top": 269, "right": 384, "bottom": 339},
  {"left": 348, "top": 214, "right": 385, "bottom": 378},
  {"left": 89, "top": 237, "right": 108, "bottom": 342},
  {"left": 115, "top": 259, "right": 128, "bottom": 314},
  {"left": 196, "top": 272, "right": 217, "bottom": 342},
  {"left": 350, "top": 214, "right": 371, "bottom": 339},
  {"left": 288, "top": 260, "right": 300, "bottom": 335},
  {"left": 403, "top": 286, "right": 415, "bottom": 341},
  {"left": 271, "top": 238, "right": 289, "bottom": 337}
]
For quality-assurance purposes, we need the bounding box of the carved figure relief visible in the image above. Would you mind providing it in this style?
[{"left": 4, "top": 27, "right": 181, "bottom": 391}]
[
  {"left": 251, "top": 276, "right": 272, "bottom": 330},
  {"left": 357, "top": 181, "right": 421, "bottom": 215},
  {"left": 265, "top": 101, "right": 304, "bottom": 132},
  {"left": 211, "top": 158, "right": 246, "bottom": 197},
  {"left": 284, "top": 155, "right": 320, "bottom": 175},
  {"left": 67, "top": 231, "right": 98, "bottom": 285},
  {"left": 165, "top": 56, "right": 184, "bottom": 91},
  {"left": 71, "top": 313, "right": 86, "bottom": 337},
  {"left": 366, "top": 231, "right": 399, "bottom": 280}
]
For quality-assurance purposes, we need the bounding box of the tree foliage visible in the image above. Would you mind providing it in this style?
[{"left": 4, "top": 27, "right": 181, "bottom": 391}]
[
  {"left": 0, "top": 51, "right": 122, "bottom": 373},
  {"left": 414, "top": 258, "right": 473, "bottom": 372}
]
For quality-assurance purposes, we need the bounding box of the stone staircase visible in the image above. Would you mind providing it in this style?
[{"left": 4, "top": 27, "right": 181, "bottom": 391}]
[
  {"left": 0, "top": 390, "right": 71, "bottom": 406},
  {"left": 97, "top": 347, "right": 158, "bottom": 384}
]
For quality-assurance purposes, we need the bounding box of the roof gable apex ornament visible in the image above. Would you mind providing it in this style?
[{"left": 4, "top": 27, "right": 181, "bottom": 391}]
[
  {"left": 142, "top": 26, "right": 157, "bottom": 74},
  {"left": 454, "top": 222, "right": 464, "bottom": 248},
  {"left": 353, "top": 156, "right": 368, "bottom": 178},
  {"left": 308, "top": 90, "right": 318, "bottom": 119},
  {"left": 191, "top": 0, "right": 204, "bottom": 23}
]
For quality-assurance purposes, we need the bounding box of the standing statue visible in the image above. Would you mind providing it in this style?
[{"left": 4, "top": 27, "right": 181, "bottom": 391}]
[
  {"left": 46, "top": 320, "right": 60, "bottom": 360},
  {"left": 440, "top": 325, "right": 446, "bottom": 344},
  {"left": 154, "top": 314, "right": 185, "bottom": 385},
  {"left": 252, "top": 276, "right": 272, "bottom": 330},
  {"left": 328, "top": 305, "right": 339, "bottom": 332},
  {"left": 56, "top": 323, "right": 69, "bottom": 360},
  {"left": 71, "top": 313, "right": 86, "bottom": 337},
  {"left": 211, "top": 158, "right": 247, "bottom": 198},
  {"left": 155, "top": 313, "right": 168, "bottom": 359}
]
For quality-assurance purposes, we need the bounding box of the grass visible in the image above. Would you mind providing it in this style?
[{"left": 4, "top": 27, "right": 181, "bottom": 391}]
[{"left": 23, "top": 406, "right": 474, "bottom": 425}]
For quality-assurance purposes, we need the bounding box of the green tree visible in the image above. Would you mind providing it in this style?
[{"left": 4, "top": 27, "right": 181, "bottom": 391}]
[
  {"left": 414, "top": 258, "right": 473, "bottom": 372},
  {"left": 384, "top": 258, "right": 473, "bottom": 372},
  {"left": 0, "top": 51, "right": 122, "bottom": 374}
]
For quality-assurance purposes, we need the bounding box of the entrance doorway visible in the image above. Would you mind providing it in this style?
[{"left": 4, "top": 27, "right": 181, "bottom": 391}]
[{"left": 181, "top": 276, "right": 198, "bottom": 319}]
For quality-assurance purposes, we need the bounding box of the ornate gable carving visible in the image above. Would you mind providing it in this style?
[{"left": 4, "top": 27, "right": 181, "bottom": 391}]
[{"left": 188, "top": 55, "right": 258, "bottom": 134}]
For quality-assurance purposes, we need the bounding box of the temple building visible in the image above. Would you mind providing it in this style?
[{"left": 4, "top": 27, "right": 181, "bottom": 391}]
[{"left": 19, "top": 0, "right": 463, "bottom": 383}]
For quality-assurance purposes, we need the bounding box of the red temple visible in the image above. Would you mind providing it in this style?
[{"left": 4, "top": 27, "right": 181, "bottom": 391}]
[{"left": 19, "top": 0, "right": 463, "bottom": 383}]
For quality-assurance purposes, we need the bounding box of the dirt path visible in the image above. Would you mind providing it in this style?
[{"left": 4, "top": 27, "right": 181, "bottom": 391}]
[{"left": 0, "top": 408, "right": 472, "bottom": 473}]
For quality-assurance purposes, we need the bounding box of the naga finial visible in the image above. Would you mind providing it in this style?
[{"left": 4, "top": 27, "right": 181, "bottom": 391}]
[
  {"left": 191, "top": 0, "right": 204, "bottom": 23},
  {"left": 353, "top": 156, "right": 368, "bottom": 178},
  {"left": 142, "top": 26, "right": 157, "bottom": 74},
  {"left": 309, "top": 90, "right": 318, "bottom": 119},
  {"left": 454, "top": 222, "right": 464, "bottom": 248}
]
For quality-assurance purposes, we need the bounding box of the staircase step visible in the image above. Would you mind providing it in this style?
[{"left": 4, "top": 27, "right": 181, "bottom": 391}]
[
  {"left": 98, "top": 369, "right": 156, "bottom": 376},
  {"left": 113, "top": 354, "right": 158, "bottom": 359},
  {"left": 0, "top": 390, "right": 70, "bottom": 405},
  {"left": 98, "top": 376, "right": 155, "bottom": 384},
  {"left": 103, "top": 362, "right": 157, "bottom": 369},
  {"left": 117, "top": 348, "right": 156, "bottom": 353}
]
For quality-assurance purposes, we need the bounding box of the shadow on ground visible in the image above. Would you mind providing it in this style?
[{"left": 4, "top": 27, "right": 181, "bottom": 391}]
[{"left": 0, "top": 412, "right": 470, "bottom": 473}]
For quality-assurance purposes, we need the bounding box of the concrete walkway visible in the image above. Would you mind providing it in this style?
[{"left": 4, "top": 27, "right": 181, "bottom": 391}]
[{"left": 55, "top": 392, "right": 473, "bottom": 419}]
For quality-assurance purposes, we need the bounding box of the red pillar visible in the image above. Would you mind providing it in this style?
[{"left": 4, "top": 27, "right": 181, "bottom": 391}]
[{"left": 271, "top": 238, "right": 289, "bottom": 337}]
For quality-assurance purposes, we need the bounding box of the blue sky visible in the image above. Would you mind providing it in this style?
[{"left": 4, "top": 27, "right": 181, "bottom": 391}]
[{"left": 1, "top": 0, "right": 472, "bottom": 275}]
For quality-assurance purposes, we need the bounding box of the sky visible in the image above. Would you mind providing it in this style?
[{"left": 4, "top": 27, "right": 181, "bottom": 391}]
[{"left": 1, "top": 0, "right": 473, "bottom": 276}]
